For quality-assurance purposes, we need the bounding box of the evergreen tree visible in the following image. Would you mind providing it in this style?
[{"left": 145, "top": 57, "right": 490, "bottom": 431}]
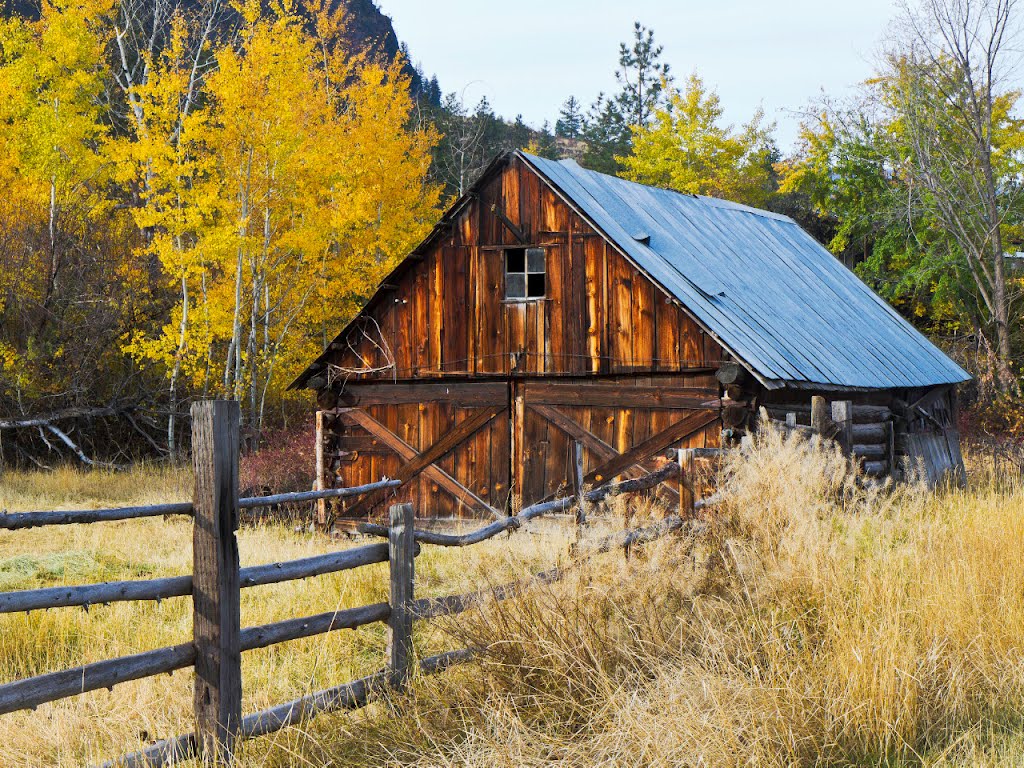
[
  {"left": 508, "top": 113, "right": 532, "bottom": 150},
  {"left": 425, "top": 75, "right": 441, "bottom": 107},
  {"left": 525, "top": 121, "right": 559, "bottom": 159},
  {"left": 614, "top": 22, "right": 672, "bottom": 128},
  {"left": 582, "top": 93, "right": 630, "bottom": 174},
  {"left": 555, "top": 95, "right": 585, "bottom": 138}
]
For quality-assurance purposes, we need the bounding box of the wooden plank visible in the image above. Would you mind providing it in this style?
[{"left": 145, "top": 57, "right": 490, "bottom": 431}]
[
  {"left": 513, "top": 381, "right": 526, "bottom": 510},
  {"left": 388, "top": 503, "right": 416, "bottom": 689},
  {"left": 528, "top": 404, "right": 618, "bottom": 464},
  {"left": 679, "top": 314, "right": 702, "bottom": 366},
  {"left": 477, "top": 247, "right": 504, "bottom": 374},
  {"left": 429, "top": 246, "right": 443, "bottom": 372},
  {"left": 492, "top": 393, "right": 511, "bottom": 515},
  {"left": 522, "top": 381, "right": 717, "bottom": 409},
  {"left": 584, "top": 410, "right": 719, "bottom": 485},
  {"left": 334, "top": 436, "right": 388, "bottom": 453},
  {"left": 568, "top": 229, "right": 588, "bottom": 374},
  {"left": 632, "top": 271, "right": 656, "bottom": 369},
  {"left": 506, "top": 302, "right": 527, "bottom": 372},
  {"left": 335, "top": 382, "right": 507, "bottom": 407},
  {"left": 190, "top": 400, "right": 242, "bottom": 765},
  {"left": 653, "top": 297, "right": 673, "bottom": 371},
  {"left": 521, "top": 399, "right": 548, "bottom": 507},
  {"left": 337, "top": 409, "right": 500, "bottom": 518},
  {"left": 412, "top": 262, "right": 429, "bottom": 373}
]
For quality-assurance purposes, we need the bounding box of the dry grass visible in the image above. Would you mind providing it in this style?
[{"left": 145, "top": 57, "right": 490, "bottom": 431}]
[
  {"left": 2, "top": 429, "right": 1024, "bottom": 766},
  {"left": 277, "top": 429, "right": 1024, "bottom": 768},
  {"left": 0, "top": 465, "right": 572, "bottom": 765}
]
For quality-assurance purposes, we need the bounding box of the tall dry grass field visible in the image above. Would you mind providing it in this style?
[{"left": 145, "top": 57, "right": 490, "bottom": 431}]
[{"left": 2, "top": 428, "right": 1023, "bottom": 766}]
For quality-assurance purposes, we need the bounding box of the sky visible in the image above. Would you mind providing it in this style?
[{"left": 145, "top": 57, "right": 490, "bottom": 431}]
[{"left": 375, "top": 0, "right": 905, "bottom": 152}]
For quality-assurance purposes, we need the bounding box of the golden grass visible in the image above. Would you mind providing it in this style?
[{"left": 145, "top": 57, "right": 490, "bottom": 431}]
[
  {"left": 0, "top": 465, "right": 572, "bottom": 765},
  {"left": 2, "top": 432, "right": 1024, "bottom": 766},
  {"left": 277, "top": 430, "right": 1024, "bottom": 768}
]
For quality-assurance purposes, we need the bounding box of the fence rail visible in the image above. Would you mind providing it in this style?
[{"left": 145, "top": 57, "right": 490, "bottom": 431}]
[{"left": 0, "top": 400, "right": 701, "bottom": 767}]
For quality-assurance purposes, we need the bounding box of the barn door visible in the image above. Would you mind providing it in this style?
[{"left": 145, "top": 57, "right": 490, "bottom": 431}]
[
  {"left": 512, "top": 379, "right": 720, "bottom": 509},
  {"left": 322, "top": 382, "right": 511, "bottom": 520}
]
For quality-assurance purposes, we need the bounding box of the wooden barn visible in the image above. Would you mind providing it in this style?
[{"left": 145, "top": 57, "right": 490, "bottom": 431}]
[{"left": 290, "top": 151, "right": 970, "bottom": 520}]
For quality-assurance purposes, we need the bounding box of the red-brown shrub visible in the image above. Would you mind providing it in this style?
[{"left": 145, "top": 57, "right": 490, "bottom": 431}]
[{"left": 239, "top": 421, "right": 316, "bottom": 495}]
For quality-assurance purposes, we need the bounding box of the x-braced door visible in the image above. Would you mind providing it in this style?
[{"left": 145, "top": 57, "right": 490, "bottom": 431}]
[
  {"left": 320, "top": 382, "right": 511, "bottom": 520},
  {"left": 512, "top": 379, "right": 720, "bottom": 509}
]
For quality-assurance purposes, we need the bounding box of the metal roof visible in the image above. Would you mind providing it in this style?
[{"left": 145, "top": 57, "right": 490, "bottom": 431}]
[{"left": 520, "top": 152, "right": 970, "bottom": 390}]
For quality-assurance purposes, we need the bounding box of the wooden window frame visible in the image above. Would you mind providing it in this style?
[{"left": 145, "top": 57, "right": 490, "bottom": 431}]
[{"left": 503, "top": 246, "right": 546, "bottom": 302}]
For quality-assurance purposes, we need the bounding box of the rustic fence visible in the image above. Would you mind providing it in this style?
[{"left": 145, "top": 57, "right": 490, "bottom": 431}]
[{"left": 0, "top": 400, "right": 693, "bottom": 767}]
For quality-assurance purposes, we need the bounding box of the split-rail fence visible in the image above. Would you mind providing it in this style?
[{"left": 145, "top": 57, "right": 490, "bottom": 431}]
[{"left": 0, "top": 400, "right": 697, "bottom": 767}]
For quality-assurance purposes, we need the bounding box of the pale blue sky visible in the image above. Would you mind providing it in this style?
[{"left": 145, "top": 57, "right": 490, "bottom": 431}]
[{"left": 376, "top": 0, "right": 904, "bottom": 151}]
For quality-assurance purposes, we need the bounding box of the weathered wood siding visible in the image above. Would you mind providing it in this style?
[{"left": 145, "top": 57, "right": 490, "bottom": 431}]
[{"left": 326, "top": 155, "right": 722, "bottom": 380}]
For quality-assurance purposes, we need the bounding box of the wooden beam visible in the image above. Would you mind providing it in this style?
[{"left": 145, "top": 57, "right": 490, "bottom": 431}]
[
  {"left": 584, "top": 411, "right": 719, "bottom": 485},
  {"left": 338, "top": 409, "right": 501, "bottom": 519},
  {"left": 527, "top": 404, "right": 619, "bottom": 464},
  {"left": 0, "top": 643, "right": 196, "bottom": 715},
  {"left": 490, "top": 202, "right": 528, "bottom": 243},
  {"left": 521, "top": 381, "right": 717, "bottom": 410},
  {"left": 335, "top": 382, "right": 506, "bottom": 408}
]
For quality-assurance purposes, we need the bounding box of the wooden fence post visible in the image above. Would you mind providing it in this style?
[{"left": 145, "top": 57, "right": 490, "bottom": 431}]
[
  {"left": 572, "top": 440, "right": 585, "bottom": 529},
  {"left": 678, "top": 448, "right": 695, "bottom": 519},
  {"left": 387, "top": 503, "right": 415, "bottom": 689},
  {"left": 831, "top": 400, "right": 853, "bottom": 454},
  {"left": 810, "top": 396, "right": 829, "bottom": 436},
  {"left": 191, "top": 400, "right": 242, "bottom": 765},
  {"left": 315, "top": 411, "right": 326, "bottom": 528}
]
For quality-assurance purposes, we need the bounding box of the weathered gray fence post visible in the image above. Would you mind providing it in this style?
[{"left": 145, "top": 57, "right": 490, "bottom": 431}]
[
  {"left": 314, "top": 410, "right": 326, "bottom": 528},
  {"left": 191, "top": 400, "right": 242, "bottom": 765},
  {"left": 387, "top": 502, "right": 415, "bottom": 689},
  {"left": 831, "top": 400, "right": 853, "bottom": 454},
  {"left": 677, "top": 448, "right": 695, "bottom": 519},
  {"left": 572, "top": 440, "right": 585, "bottom": 529},
  {"left": 810, "top": 396, "right": 829, "bottom": 436}
]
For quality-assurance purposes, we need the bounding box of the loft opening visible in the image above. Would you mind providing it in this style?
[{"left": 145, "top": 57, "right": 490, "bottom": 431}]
[{"left": 505, "top": 247, "right": 546, "bottom": 300}]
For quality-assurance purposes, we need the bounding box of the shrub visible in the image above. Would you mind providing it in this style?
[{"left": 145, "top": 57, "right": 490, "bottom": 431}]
[{"left": 239, "top": 421, "right": 316, "bottom": 496}]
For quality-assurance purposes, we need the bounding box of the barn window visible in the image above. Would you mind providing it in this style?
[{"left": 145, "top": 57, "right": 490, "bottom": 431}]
[{"left": 505, "top": 247, "right": 545, "bottom": 300}]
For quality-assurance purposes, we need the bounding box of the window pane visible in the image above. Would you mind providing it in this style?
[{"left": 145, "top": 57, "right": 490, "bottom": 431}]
[
  {"left": 506, "top": 248, "right": 525, "bottom": 273},
  {"left": 507, "top": 273, "right": 526, "bottom": 298},
  {"left": 527, "top": 273, "right": 545, "bottom": 298},
  {"left": 526, "top": 248, "right": 545, "bottom": 273}
]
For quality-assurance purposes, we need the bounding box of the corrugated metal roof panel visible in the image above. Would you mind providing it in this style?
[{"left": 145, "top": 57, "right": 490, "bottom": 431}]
[{"left": 521, "top": 152, "right": 970, "bottom": 390}]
